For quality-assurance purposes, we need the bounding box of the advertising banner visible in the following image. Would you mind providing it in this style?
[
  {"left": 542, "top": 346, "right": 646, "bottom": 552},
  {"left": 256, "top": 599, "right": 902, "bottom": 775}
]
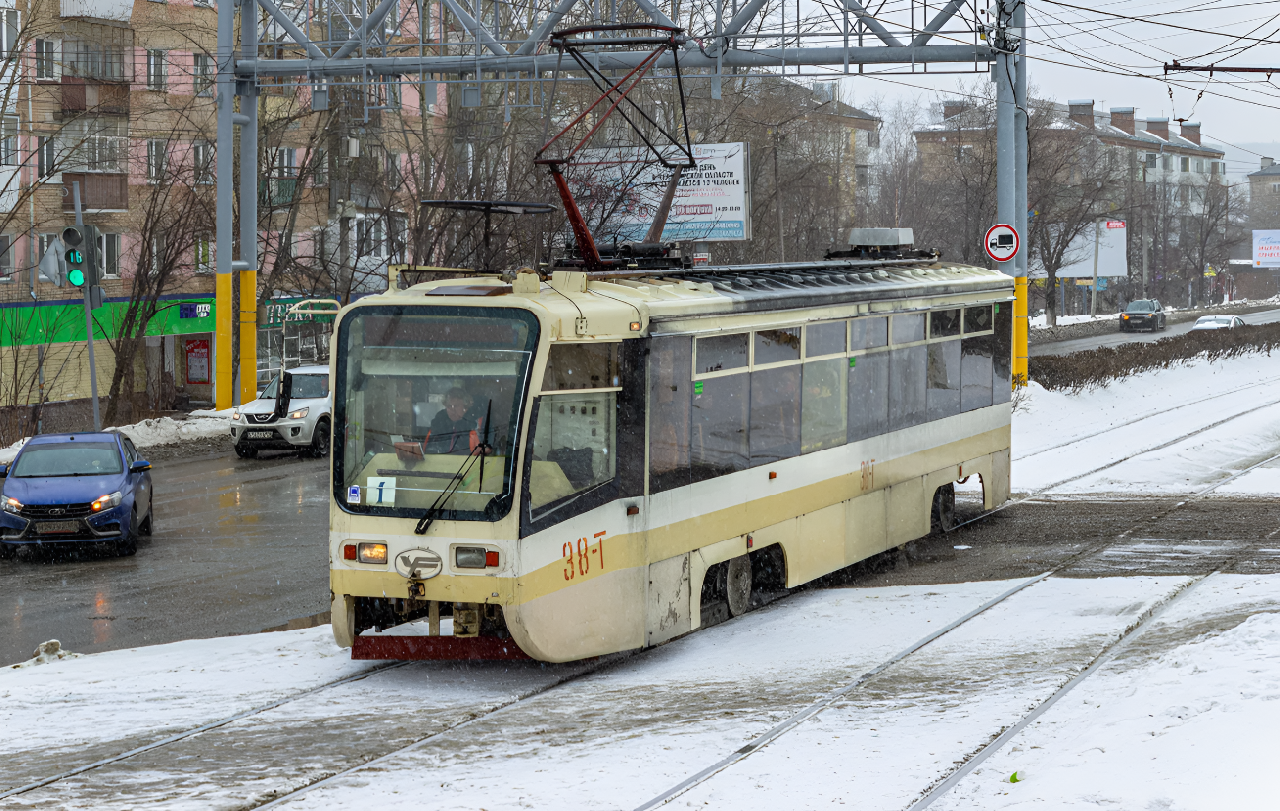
[
  {"left": 573, "top": 143, "right": 751, "bottom": 242},
  {"left": 1252, "top": 230, "right": 1280, "bottom": 267},
  {"left": 1056, "top": 220, "right": 1128, "bottom": 278},
  {"left": 185, "top": 339, "right": 210, "bottom": 384}
]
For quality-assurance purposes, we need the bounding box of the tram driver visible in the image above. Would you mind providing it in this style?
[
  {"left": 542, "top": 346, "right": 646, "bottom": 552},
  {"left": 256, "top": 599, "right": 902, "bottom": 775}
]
[{"left": 396, "top": 386, "right": 488, "bottom": 461}]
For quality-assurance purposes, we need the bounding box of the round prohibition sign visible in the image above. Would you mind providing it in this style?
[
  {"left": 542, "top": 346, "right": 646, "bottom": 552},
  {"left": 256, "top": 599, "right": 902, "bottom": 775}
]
[{"left": 984, "top": 224, "right": 1020, "bottom": 263}]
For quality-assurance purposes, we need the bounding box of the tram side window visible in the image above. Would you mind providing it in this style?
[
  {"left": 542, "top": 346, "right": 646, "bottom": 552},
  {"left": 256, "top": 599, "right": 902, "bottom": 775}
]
[
  {"left": 891, "top": 313, "right": 925, "bottom": 344},
  {"left": 848, "top": 353, "right": 889, "bottom": 442},
  {"left": 850, "top": 317, "right": 888, "bottom": 351},
  {"left": 993, "top": 303, "right": 1013, "bottom": 403},
  {"left": 697, "top": 332, "right": 748, "bottom": 373},
  {"left": 649, "top": 336, "right": 692, "bottom": 495},
  {"left": 691, "top": 373, "right": 749, "bottom": 482},
  {"left": 961, "top": 306, "right": 994, "bottom": 412},
  {"left": 543, "top": 342, "right": 619, "bottom": 390},
  {"left": 527, "top": 392, "right": 617, "bottom": 520},
  {"left": 889, "top": 345, "right": 927, "bottom": 431},
  {"left": 802, "top": 357, "right": 847, "bottom": 452},
  {"left": 926, "top": 339, "right": 961, "bottom": 421},
  {"left": 750, "top": 365, "right": 800, "bottom": 466},
  {"left": 930, "top": 309, "right": 961, "bottom": 338},
  {"left": 806, "top": 321, "right": 846, "bottom": 358}
]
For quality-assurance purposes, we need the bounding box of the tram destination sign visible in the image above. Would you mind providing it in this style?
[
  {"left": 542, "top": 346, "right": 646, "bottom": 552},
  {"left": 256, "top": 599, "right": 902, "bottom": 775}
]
[{"left": 573, "top": 143, "right": 752, "bottom": 243}]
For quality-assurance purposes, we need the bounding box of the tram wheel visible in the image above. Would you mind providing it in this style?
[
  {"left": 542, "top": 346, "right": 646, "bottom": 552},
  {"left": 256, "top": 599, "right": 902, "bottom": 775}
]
[
  {"left": 931, "top": 483, "right": 956, "bottom": 533},
  {"left": 726, "top": 555, "right": 753, "bottom": 617}
]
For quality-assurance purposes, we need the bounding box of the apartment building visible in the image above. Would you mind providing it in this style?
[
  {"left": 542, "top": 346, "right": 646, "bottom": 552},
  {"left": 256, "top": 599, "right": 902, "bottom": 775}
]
[{"left": 0, "top": 0, "right": 429, "bottom": 415}]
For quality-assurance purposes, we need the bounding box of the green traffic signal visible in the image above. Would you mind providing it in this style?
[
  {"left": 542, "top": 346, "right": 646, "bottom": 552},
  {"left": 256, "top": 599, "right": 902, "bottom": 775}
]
[{"left": 68, "top": 268, "right": 85, "bottom": 287}]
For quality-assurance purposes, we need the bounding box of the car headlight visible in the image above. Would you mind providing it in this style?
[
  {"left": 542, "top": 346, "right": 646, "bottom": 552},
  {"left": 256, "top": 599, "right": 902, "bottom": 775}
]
[
  {"left": 232, "top": 410, "right": 241, "bottom": 421},
  {"left": 3, "top": 497, "right": 22, "bottom": 515},
  {"left": 289, "top": 407, "right": 309, "bottom": 420},
  {"left": 91, "top": 492, "right": 123, "bottom": 512}
]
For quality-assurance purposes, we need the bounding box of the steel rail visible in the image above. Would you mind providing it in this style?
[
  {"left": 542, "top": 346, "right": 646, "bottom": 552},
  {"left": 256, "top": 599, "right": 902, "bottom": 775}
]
[
  {"left": 906, "top": 571, "right": 1216, "bottom": 810},
  {"left": 0, "top": 661, "right": 413, "bottom": 800},
  {"left": 638, "top": 427, "right": 1280, "bottom": 808}
]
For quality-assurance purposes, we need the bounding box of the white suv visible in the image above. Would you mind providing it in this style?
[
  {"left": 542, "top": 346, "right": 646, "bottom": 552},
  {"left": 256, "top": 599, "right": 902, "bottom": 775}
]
[{"left": 230, "top": 365, "right": 332, "bottom": 459}]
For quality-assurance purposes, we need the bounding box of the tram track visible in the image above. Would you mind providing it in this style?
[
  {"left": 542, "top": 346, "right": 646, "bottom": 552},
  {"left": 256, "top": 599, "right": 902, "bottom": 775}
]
[
  {"left": 946, "top": 395, "right": 1280, "bottom": 536},
  {"left": 10, "top": 395, "right": 1279, "bottom": 807},
  {"left": 634, "top": 460, "right": 1271, "bottom": 810}
]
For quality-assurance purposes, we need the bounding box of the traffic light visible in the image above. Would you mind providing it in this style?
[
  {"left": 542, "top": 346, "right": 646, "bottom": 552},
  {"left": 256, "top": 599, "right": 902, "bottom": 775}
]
[{"left": 62, "top": 224, "right": 99, "bottom": 288}]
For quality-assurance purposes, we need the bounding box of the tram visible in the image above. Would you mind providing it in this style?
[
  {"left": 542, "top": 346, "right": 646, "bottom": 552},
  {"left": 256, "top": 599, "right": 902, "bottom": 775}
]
[{"left": 328, "top": 234, "right": 1013, "bottom": 662}]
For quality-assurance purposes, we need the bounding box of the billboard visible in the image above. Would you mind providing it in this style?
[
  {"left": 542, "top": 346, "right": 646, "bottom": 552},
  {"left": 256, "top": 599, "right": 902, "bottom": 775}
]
[
  {"left": 1056, "top": 220, "right": 1128, "bottom": 278},
  {"left": 1252, "top": 230, "right": 1280, "bottom": 267},
  {"left": 572, "top": 143, "right": 751, "bottom": 242}
]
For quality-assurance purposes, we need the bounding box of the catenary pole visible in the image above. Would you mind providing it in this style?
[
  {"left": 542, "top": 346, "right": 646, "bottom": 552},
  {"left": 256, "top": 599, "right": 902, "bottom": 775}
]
[
  {"left": 238, "top": 0, "right": 259, "bottom": 406},
  {"left": 1013, "top": 0, "right": 1028, "bottom": 386},
  {"left": 215, "top": 0, "right": 235, "bottom": 409}
]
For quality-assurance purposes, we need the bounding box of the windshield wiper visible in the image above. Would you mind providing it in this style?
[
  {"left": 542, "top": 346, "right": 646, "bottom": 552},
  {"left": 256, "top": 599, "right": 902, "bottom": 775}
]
[{"left": 414, "top": 400, "right": 493, "bottom": 536}]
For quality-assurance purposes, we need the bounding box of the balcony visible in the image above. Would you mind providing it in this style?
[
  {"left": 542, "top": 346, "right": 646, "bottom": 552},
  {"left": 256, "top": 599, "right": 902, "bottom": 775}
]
[
  {"left": 62, "top": 173, "right": 128, "bottom": 211},
  {"left": 259, "top": 178, "right": 298, "bottom": 206},
  {"left": 60, "top": 77, "right": 130, "bottom": 117}
]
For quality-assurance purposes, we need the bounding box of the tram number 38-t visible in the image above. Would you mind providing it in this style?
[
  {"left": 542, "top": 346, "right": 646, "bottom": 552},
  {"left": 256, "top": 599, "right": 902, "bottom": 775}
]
[{"left": 564, "top": 532, "right": 607, "bottom": 580}]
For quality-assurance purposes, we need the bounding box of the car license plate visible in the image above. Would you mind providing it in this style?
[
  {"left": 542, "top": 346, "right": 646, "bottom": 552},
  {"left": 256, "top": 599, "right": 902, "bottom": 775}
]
[
  {"left": 36, "top": 520, "right": 79, "bottom": 534},
  {"left": 247, "top": 431, "right": 274, "bottom": 439}
]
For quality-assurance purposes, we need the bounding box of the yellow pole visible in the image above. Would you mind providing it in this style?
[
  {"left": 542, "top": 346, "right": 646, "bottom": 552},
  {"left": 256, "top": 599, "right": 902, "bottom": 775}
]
[
  {"left": 215, "top": 271, "right": 234, "bottom": 410},
  {"left": 1013, "top": 276, "right": 1029, "bottom": 387},
  {"left": 239, "top": 268, "right": 257, "bottom": 404}
]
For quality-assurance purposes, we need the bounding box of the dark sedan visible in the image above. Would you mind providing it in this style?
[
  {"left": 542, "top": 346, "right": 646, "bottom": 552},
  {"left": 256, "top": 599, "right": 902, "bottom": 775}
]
[
  {"left": 0, "top": 433, "right": 153, "bottom": 557},
  {"left": 1120, "top": 299, "right": 1167, "bottom": 332}
]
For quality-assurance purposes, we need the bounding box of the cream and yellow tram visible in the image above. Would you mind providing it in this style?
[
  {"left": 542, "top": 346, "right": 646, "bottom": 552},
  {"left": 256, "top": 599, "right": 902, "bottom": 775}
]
[{"left": 329, "top": 256, "right": 1013, "bottom": 662}]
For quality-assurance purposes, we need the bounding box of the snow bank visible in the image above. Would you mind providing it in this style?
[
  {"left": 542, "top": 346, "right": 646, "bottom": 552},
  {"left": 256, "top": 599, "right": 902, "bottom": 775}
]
[
  {"left": 1029, "top": 312, "right": 1115, "bottom": 329},
  {"left": 1012, "top": 353, "right": 1280, "bottom": 495},
  {"left": 0, "top": 412, "right": 231, "bottom": 465},
  {"left": 108, "top": 415, "right": 229, "bottom": 449}
]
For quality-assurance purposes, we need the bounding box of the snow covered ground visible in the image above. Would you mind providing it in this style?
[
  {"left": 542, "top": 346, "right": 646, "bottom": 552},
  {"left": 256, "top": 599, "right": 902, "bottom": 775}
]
[
  {"left": 1011, "top": 352, "right": 1280, "bottom": 495},
  {"left": 7, "top": 574, "right": 1280, "bottom": 810}
]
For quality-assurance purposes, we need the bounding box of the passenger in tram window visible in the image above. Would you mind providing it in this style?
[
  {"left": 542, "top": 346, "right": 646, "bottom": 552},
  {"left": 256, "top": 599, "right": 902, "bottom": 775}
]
[{"left": 423, "top": 386, "right": 487, "bottom": 455}]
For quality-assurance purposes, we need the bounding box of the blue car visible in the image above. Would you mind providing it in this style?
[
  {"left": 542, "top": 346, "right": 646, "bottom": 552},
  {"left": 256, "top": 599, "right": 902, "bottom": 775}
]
[{"left": 0, "top": 433, "right": 153, "bottom": 557}]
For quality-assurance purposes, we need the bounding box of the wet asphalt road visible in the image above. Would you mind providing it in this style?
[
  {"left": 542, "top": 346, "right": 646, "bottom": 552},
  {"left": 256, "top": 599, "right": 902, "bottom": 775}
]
[
  {"left": 0, "top": 451, "right": 330, "bottom": 667},
  {"left": 1030, "top": 307, "right": 1280, "bottom": 357}
]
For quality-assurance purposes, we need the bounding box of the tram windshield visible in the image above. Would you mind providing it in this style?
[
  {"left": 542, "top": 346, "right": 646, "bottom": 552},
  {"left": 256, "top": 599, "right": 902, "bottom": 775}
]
[{"left": 334, "top": 306, "right": 540, "bottom": 521}]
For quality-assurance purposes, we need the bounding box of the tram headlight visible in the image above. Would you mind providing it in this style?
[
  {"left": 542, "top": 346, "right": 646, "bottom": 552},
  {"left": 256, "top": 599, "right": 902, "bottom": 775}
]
[
  {"left": 358, "top": 542, "right": 387, "bottom": 564},
  {"left": 455, "top": 546, "right": 488, "bottom": 569}
]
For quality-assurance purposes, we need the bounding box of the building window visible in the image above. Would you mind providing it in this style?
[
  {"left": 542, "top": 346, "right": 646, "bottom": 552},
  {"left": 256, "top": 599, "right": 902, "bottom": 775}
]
[
  {"left": 274, "top": 147, "right": 297, "bottom": 177},
  {"left": 0, "top": 119, "right": 15, "bottom": 165},
  {"left": 193, "top": 53, "right": 213, "bottom": 96},
  {"left": 37, "top": 136, "right": 55, "bottom": 178},
  {"left": 1143, "top": 153, "right": 1157, "bottom": 170},
  {"left": 855, "top": 164, "right": 869, "bottom": 187},
  {"left": 35, "top": 39, "right": 57, "bottom": 79},
  {"left": 1271, "top": 183, "right": 1280, "bottom": 194},
  {"left": 195, "top": 234, "right": 213, "bottom": 273},
  {"left": 1195, "top": 158, "right": 1204, "bottom": 173},
  {"left": 147, "top": 139, "right": 167, "bottom": 182},
  {"left": 1161, "top": 155, "right": 1171, "bottom": 171},
  {"left": 146, "top": 50, "right": 167, "bottom": 91},
  {"left": 194, "top": 140, "right": 214, "bottom": 184},
  {"left": 1180, "top": 156, "right": 1190, "bottom": 172},
  {"left": 1, "top": 11, "right": 17, "bottom": 59},
  {"left": 867, "top": 127, "right": 880, "bottom": 149},
  {"left": 0, "top": 235, "right": 12, "bottom": 282},
  {"left": 310, "top": 147, "right": 327, "bottom": 186},
  {"left": 99, "top": 232, "right": 121, "bottom": 277},
  {"left": 386, "top": 151, "right": 402, "bottom": 187},
  {"left": 357, "top": 217, "right": 385, "bottom": 256}
]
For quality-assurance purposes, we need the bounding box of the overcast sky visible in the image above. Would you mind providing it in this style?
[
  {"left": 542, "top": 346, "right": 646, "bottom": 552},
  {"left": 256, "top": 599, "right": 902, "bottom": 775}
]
[{"left": 784, "top": 0, "right": 1280, "bottom": 185}]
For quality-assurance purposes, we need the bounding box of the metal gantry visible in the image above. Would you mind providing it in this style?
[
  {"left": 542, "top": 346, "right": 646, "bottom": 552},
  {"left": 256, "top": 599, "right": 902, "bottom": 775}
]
[{"left": 214, "top": 0, "right": 1026, "bottom": 407}]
